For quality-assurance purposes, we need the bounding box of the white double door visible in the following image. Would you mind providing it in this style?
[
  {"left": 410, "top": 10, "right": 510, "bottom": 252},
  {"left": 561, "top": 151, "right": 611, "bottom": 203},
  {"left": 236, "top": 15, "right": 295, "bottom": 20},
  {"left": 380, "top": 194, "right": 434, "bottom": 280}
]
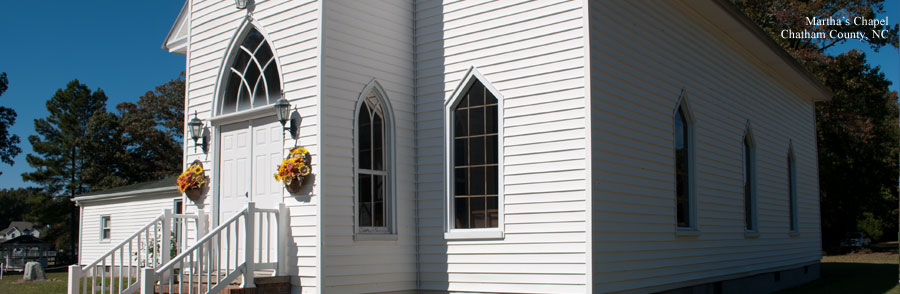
[{"left": 218, "top": 116, "right": 283, "bottom": 267}]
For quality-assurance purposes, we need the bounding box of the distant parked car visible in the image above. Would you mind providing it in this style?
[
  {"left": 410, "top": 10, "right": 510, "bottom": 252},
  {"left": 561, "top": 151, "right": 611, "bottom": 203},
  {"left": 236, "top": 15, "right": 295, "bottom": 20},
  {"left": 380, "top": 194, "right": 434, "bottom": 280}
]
[{"left": 840, "top": 232, "right": 871, "bottom": 249}]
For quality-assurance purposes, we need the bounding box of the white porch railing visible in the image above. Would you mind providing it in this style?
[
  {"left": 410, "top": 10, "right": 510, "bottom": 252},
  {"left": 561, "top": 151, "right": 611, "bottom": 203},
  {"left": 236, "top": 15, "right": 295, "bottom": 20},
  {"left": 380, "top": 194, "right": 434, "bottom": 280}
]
[
  {"left": 141, "top": 202, "right": 289, "bottom": 294},
  {"left": 67, "top": 210, "right": 204, "bottom": 294}
]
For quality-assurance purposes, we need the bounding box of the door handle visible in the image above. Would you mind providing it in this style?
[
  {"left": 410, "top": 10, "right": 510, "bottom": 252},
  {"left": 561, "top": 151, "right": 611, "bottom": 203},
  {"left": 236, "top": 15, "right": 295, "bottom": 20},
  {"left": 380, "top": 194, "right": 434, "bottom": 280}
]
[{"left": 244, "top": 192, "right": 249, "bottom": 198}]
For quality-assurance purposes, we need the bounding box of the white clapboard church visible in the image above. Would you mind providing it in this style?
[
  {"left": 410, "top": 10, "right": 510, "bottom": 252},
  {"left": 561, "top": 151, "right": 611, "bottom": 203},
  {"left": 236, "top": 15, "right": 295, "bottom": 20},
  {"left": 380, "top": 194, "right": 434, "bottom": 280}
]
[{"left": 68, "top": 0, "right": 830, "bottom": 293}]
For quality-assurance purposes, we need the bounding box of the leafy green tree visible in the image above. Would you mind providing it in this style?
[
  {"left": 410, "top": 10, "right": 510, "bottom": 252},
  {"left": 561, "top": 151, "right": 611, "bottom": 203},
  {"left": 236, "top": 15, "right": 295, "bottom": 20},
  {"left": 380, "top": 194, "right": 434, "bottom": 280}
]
[
  {"left": 0, "top": 188, "right": 32, "bottom": 229},
  {"left": 736, "top": 0, "right": 900, "bottom": 247},
  {"left": 0, "top": 72, "right": 22, "bottom": 175},
  {"left": 116, "top": 73, "right": 185, "bottom": 183}
]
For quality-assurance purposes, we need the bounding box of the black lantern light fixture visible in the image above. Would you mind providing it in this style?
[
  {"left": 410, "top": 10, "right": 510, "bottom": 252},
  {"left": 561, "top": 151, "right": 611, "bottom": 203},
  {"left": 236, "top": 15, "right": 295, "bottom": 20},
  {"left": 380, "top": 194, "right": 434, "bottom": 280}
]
[
  {"left": 274, "top": 95, "right": 300, "bottom": 140},
  {"left": 188, "top": 111, "right": 207, "bottom": 153},
  {"left": 235, "top": 0, "right": 248, "bottom": 9}
]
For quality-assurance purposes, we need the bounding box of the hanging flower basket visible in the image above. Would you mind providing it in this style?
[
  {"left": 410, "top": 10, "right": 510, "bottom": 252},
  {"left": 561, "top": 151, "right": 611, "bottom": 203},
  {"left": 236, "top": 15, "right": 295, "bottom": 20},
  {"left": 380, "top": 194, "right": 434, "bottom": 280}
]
[
  {"left": 177, "top": 160, "right": 209, "bottom": 202},
  {"left": 275, "top": 147, "right": 312, "bottom": 194}
]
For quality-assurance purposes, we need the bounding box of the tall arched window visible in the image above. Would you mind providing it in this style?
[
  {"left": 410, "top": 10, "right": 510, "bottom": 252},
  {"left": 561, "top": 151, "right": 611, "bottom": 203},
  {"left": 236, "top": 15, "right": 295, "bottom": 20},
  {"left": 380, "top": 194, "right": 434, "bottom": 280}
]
[
  {"left": 674, "top": 99, "right": 694, "bottom": 229},
  {"left": 355, "top": 83, "right": 395, "bottom": 236},
  {"left": 743, "top": 129, "right": 757, "bottom": 232},
  {"left": 452, "top": 79, "right": 499, "bottom": 229},
  {"left": 787, "top": 145, "right": 798, "bottom": 233},
  {"left": 220, "top": 28, "right": 281, "bottom": 114}
]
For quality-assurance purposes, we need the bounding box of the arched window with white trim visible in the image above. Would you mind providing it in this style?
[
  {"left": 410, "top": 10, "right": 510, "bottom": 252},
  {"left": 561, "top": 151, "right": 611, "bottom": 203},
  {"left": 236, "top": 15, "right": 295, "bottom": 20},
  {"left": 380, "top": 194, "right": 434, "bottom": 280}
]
[
  {"left": 673, "top": 94, "right": 695, "bottom": 229},
  {"left": 743, "top": 126, "right": 757, "bottom": 233},
  {"left": 220, "top": 27, "right": 281, "bottom": 114},
  {"left": 355, "top": 82, "right": 395, "bottom": 235},
  {"left": 787, "top": 144, "right": 798, "bottom": 233}
]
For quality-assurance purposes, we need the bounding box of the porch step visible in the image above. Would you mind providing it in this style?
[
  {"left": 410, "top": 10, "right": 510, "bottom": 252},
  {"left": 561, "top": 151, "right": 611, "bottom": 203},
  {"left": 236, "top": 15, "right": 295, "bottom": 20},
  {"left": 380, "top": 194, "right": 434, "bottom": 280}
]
[
  {"left": 230, "top": 276, "right": 292, "bottom": 294},
  {"left": 154, "top": 282, "right": 240, "bottom": 294}
]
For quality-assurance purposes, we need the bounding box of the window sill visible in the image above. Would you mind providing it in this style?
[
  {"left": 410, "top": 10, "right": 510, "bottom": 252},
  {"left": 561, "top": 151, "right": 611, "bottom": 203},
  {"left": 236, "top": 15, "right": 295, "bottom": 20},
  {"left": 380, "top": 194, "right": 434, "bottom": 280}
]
[
  {"left": 354, "top": 233, "right": 398, "bottom": 242},
  {"left": 675, "top": 228, "right": 700, "bottom": 237},
  {"left": 744, "top": 231, "right": 760, "bottom": 239},
  {"left": 789, "top": 231, "right": 800, "bottom": 237},
  {"left": 444, "top": 229, "right": 504, "bottom": 240}
]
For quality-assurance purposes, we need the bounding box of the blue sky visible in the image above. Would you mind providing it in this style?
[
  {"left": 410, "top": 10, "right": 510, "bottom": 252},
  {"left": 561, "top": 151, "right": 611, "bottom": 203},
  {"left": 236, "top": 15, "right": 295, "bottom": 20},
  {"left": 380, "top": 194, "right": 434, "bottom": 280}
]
[
  {"left": 0, "top": 2, "right": 897, "bottom": 190},
  {"left": 0, "top": 1, "right": 185, "bottom": 189}
]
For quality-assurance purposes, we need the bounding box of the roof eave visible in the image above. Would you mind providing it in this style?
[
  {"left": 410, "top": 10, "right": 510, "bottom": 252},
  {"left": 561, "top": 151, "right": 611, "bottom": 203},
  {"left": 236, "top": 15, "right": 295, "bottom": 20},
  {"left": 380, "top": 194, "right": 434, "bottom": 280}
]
[
  {"left": 703, "top": 0, "right": 833, "bottom": 102},
  {"left": 162, "top": 1, "right": 189, "bottom": 56}
]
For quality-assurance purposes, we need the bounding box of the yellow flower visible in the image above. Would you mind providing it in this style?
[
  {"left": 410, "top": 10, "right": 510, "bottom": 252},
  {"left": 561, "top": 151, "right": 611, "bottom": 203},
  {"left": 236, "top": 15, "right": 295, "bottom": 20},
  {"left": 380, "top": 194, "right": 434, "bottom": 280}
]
[{"left": 192, "top": 165, "right": 203, "bottom": 174}]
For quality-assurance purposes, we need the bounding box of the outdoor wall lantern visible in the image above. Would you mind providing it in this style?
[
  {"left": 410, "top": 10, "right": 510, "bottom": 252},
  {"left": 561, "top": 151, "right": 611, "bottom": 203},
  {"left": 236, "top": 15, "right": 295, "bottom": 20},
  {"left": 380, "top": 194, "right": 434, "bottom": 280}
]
[
  {"left": 235, "top": 0, "right": 249, "bottom": 9},
  {"left": 274, "top": 96, "right": 301, "bottom": 140},
  {"left": 188, "top": 111, "right": 208, "bottom": 153}
]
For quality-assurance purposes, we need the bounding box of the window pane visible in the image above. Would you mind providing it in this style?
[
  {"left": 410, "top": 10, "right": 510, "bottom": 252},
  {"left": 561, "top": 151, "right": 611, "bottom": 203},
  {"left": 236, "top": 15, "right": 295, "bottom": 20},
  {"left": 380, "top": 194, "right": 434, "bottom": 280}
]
[
  {"left": 454, "top": 168, "right": 467, "bottom": 196},
  {"left": 374, "top": 175, "right": 384, "bottom": 202},
  {"left": 359, "top": 174, "right": 372, "bottom": 204},
  {"left": 470, "top": 166, "right": 485, "bottom": 196},
  {"left": 255, "top": 42, "right": 273, "bottom": 69},
  {"left": 471, "top": 196, "right": 486, "bottom": 228},
  {"left": 789, "top": 155, "right": 796, "bottom": 231},
  {"left": 232, "top": 51, "right": 251, "bottom": 75},
  {"left": 455, "top": 138, "right": 468, "bottom": 167},
  {"left": 359, "top": 105, "right": 371, "bottom": 170},
  {"left": 486, "top": 165, "right": 498, "bottom": 195},
  {"left": 485, "top": 135, "right": 497, "bottom": 164},
  {"left": 263, "top": 64, "right": 281, "bottom": 104},
  {"left": 485, "top": 105, "right": 497, "bottom": 134},
  {"left": 454, "top": 197, "right": 469, "bottom": 229},
  {"left": 359, "top": 202, "right": 372, "bottom": 227},
  {"left": 373, "top": 114, "right": 384, "bottom": 171},
  {"left": 676, "top": 174, "right": 689, "bottom": 227},
  {"left": 238, "top": 81, "right": 252, "bottom": 111},
  {"left": 243, "top": 29, "right": 264, "bottom": 52},
  {"left": 223, "top": 72, "right": 241, "bottom": 114},
  {"left": 486, "top": 196, "right": 498, "bottom": 227},
  {"left": 470, "top": 136, "right": 485, "bottom": 166},
  {"left": 455, "top": 108, "right": 468, "bottom": 137},
  {"left": 469, "top": 82, "right": 484, "bottom": 106},
  {"left": 469, "top": 107, "right": 484, "bottom": 136},
  {"left": 486, "top": 89, "right": 498, "bottom": 104},
  {"left": 243, "top": 63, "right": 261, "bottom": 98},
  {"left": 252, "top": 78, "right": 267, "bottom": 107},
  {"left": 373, "top": 202, "right": 384, "bottom": 227}
]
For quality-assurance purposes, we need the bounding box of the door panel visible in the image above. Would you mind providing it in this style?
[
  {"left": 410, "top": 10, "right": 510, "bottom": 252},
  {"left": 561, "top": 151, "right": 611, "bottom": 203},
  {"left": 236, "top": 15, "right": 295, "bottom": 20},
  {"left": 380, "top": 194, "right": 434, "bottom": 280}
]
[{"left": 219, "top": 121, "right": 251, "bottom": 221}]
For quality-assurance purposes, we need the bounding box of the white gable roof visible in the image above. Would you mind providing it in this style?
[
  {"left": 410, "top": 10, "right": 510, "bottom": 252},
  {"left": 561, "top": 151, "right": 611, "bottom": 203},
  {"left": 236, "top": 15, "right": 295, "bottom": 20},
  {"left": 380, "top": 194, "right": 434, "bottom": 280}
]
[{"left": 162, "top": 1, "right": 188, "bottom": 55}]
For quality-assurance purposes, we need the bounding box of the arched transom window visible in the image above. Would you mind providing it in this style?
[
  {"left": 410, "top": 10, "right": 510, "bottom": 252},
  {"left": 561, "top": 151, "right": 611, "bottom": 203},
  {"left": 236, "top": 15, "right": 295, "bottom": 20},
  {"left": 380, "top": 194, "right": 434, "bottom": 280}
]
[
  {"left": 221, "top": 28, "right": 281, "bottom": 115},
  {"left": 358, "top": 93, "right": 388, "bottom": 232}
]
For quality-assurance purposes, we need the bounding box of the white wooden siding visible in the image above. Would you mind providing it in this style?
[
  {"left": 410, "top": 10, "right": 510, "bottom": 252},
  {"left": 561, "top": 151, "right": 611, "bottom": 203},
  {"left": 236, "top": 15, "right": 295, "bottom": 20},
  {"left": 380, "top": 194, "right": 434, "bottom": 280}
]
[
  {"left": 321, "top": 0, "right": 417, "bottom": 292},
  {"left": 183, "top": 1, "right": 321, "bottom": 293},
  {"left": 79, "top": 194, "right": 180, "bottom": 264},
  {"left": 589, "top": 1, "right": 821, "bottom": 292},
  {"left": 415, "top": 0, "right": 590, "bottom": 292}
]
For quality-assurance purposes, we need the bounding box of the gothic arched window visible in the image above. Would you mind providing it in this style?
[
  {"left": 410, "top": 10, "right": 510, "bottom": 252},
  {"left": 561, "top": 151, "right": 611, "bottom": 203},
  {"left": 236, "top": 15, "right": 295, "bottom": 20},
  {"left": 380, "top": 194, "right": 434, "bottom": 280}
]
[{"left": 221, "top": 28, "right": 281, "bottom": 114}]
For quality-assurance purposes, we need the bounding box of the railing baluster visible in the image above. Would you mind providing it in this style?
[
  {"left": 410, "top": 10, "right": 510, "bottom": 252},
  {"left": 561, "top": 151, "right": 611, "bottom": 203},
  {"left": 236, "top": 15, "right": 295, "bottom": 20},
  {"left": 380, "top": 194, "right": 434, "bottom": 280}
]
[
  {"left": 100, "top": 259, "right": 105, "bottom": 294},
  {"left": 119, "top": 248, "right": 124, "bottom": 293},
  {"left": 128, "top": 241, "right": 133, "bottom": 287},
  {"left": 226, "top": 225, "right": 231, "bottom": 276},
  {"left": 216, "top": 230, "right": 221, "bottom": 287},
  {"left": 82, "top": 267, "right": 87, "bottom": 294},
  {"left": 91, "top": 266, "right": 97, "bottom": 294},
  {"left": 110, "top": 253, "right": 115, "bottom": 293}
]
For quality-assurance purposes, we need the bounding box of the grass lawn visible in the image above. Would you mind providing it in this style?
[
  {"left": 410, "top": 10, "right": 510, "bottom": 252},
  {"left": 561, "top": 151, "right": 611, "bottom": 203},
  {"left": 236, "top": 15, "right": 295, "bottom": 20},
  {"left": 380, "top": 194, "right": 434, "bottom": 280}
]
[
  {"left": 780, "top": 249, "right": 899, "bottom": 294},
  {"left": 0, "top": 271, "right": 67, "bottom": 294}
]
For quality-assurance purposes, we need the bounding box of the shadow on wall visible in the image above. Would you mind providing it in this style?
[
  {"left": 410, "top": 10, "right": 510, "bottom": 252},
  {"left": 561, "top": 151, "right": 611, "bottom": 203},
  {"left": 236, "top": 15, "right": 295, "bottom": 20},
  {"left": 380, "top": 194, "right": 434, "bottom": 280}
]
[{"left": 415, "top": 0, "right": 451, "bottom": 291}]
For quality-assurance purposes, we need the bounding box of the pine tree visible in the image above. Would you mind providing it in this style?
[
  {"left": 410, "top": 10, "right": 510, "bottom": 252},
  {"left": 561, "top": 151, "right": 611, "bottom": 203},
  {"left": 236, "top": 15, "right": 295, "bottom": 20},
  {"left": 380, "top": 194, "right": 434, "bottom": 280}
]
[
  {"left": 0, "top": 72, "right": 22, "bottom": 175},
  {"left": 22, "top": 79, "right": 118, "bottom": 259}
]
